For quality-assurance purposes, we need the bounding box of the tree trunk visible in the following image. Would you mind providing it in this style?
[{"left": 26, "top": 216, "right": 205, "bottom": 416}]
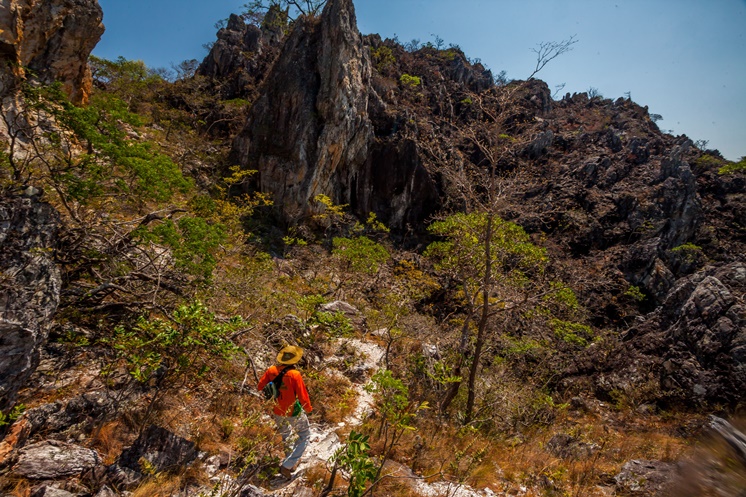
[
  {"left": 465, "top": 214, "right": 493, "bottom": 424},
  {"left": 439, "top": 304, "right": 475, "bottom": 413}
]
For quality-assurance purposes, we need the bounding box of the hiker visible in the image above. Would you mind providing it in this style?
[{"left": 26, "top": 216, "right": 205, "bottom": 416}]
[{"left": 257, "top": 345, "right": 313, "bottom": 478}]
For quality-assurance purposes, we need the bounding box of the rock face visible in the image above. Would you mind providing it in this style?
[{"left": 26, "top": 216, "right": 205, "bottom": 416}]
[
  {"left": 0, "top": 0, "right": 104, "bottom": 104},
  {"left": 12, "top": 440, "right": 100, "bottom": 478},
  {"left": 108, "top": 425, "right": 197, "bottom": 488},
  {"left": 595, "top": 263, "right": 746, "bottom": 405},
  {"left": 219, "top": 0, "right": 746, "bottom": 407},
  {"left": 0, "top": 196, "right": 61, "bottom": 412},
  {"left": 197, "top": 9, "right": 285, "bottom": 100},
  {"left": 232, "top": 0, "right": 375, "bottom": 225}
]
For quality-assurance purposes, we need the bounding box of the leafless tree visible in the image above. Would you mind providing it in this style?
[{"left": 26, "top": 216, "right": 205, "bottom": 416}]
[
  {"left": 527, "top": 35, "right": 578, "bottom": 80},
  {"left": 241, "top": 0, "right": 326, "bottom": 23}
]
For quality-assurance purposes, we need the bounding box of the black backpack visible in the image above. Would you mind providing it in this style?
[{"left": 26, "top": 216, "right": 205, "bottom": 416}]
[{"left": 262, "top": 366, "right": 294, "bottom": 400}]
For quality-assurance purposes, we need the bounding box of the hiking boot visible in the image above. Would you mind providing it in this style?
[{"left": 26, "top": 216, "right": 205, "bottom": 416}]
[{"left": 280, "top": 466, "right": 292, "bottom": 479}]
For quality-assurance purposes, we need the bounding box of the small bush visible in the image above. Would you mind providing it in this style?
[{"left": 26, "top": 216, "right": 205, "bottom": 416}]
[
  {"left": 399, "top": 73, "right": 421, "bottom": 88},
  {"left": 370, "top": 46, "right": 396, "bottom": 73},
  {"left": 624, "top": 285, "right": 646, "bottom": 302},
  {"left": 719, "top": 156, "right": 746, "bottom": 175}
]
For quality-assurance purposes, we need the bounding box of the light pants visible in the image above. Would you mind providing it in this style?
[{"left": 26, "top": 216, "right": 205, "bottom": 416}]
[{"left": 273, "top": 412, "right": 310, "bottom": 470}]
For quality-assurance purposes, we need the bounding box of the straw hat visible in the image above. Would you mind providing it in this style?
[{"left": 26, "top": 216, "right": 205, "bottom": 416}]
[{"left": 276, "top": 345, "right": 303, "bottom": 365}]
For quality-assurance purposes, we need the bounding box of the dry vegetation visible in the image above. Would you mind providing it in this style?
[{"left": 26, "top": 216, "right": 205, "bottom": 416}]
[{"left": 3, "top": 18, "right": 745, "bottom": 495}]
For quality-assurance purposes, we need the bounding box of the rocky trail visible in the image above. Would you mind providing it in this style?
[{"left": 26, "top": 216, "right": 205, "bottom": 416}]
[{"left": 244, "top": 338, "right": 496, "bottom": 497}]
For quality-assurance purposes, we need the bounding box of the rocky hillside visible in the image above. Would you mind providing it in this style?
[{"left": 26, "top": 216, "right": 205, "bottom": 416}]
[
  {"left": 0, "top": 0, "right": 745, "bottom": 496},
  {"left": 221, "top": 0, "right": 745, "bottom": 408}
]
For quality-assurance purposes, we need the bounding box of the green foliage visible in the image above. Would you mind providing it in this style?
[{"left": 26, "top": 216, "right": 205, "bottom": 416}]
[
  {"left": 364, "top": 369, "right": 428, "bottom": 483},
  {"left": 426, "top": 360, "right": 463, "bottom": 386},
  {"left": 546, "top": 282, "right": 580, "bottom": 311},
  {"left": 19, "top": 82, "right": 192, "bottom": 205},
  {"left": 670, "top": 242, "right": 704, "bottom": 264},
  {"left": 366, "top": 369, "right": 427, "bottom": 439},
  {"left": 332, "top": 431, "right": 377, "bottom": 497},
  {"left": 109, "top": 301, "right": 242, "bottom": 384},
  {"left": 670, "top": 242, "right": 702, "bottom": 253},
  {"left": 399, "top": 73, "right": 422, "bottom": 88},
  {"left": 460, "top": 97, "right": 473, "bottom": 105},
  {"left": 0, "top": 404, "right": 26, "bottom": 428},
  {"left": 313, "top": 194, "right": 348, "bottom": 228},
  {"left": 425, "top": 212, "right": 548, "bottom": 298},
  {"left": 624, "top": 285, "right": 646, "bottom": 302},
  {"left": 296, "top": 295, "right": 354, "bottom": 338},
  {"left": 719, "top": 156, "right": 746, "bottom": 175},
  {"left": 309, "top": 310, "right": 354, "bottom": 338},
  {"left": 135, "top": 216, "right": 226, "bottom": 281},
  {"left": 550, "top": 319, "right": 594, "bottom": 347},
  {"left": 332, "top": 236, "right": 390, "bottom": 275},
  {"left": 694, "top": 154, "right": 724, "bottom": 169},
  {"left": 370, "top": 46, "right": 396, "bottom": 73},
  {"left": 89, "top": 56, "right": 165, "bottom": 108},
  {"left": 501, "top": 336, "right": 542, "bottom": 357},
  {"left": 441, "top": 49, "right": 459, "bottom": 62},
  {"left": 364, "top": 212, "right": 390, "bottom": 234}
]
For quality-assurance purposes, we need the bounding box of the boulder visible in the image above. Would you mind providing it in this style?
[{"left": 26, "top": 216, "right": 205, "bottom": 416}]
[
  {"left": 30, "top": 486, "right": 76, "bottom": 497},
  {"left": 0, "top": 196, "right": 61, "bottom": 412},
  {"left": 545, "top": 433, "right": 599, "bottom": 459},
  {"left": 0, "top": 0, "right": 104, "bottom": 104},
  {"left": 109, "top": 425, "right": 197, "bottom": 488},
  {"left": 614, "top": 459, "right": 677, "bottom": 495},
  {"left": 12, "top": 440, "right": 100, "bottom": 479},
  {"left": 93, "top": 486, "right": 116, "bottom": 497},
  {"left": 320, "top": 300, "right": 366, "bottom": 330},
  {"left": 9, "top": 391, "right": 118, "bottom": 443}
]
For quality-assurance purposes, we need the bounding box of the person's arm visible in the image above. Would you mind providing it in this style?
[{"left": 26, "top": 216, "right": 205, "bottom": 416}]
[
  {"left": 294, "top": 373, "right": 312, "bottom": 413},
  {"left": 257, "top": 366, "right": 275, "bottom": 391}
]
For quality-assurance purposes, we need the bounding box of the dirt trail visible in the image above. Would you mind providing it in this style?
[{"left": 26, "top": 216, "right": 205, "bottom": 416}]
[{"left": 264, "top": 337, "right": 499, "bottom": 497}]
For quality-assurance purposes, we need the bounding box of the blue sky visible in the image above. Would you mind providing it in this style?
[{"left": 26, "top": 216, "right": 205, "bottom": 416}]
[{"left": 95, "top": 0, "right": 745, "bottom": 161}]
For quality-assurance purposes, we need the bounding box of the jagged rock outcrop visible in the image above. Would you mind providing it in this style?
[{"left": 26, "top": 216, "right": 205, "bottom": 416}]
[
  {"left": 594, "top": 262, "right": 745, "bottom": 405},
  {"left": 197, "top": 9, "right": 285, "bottom": 100},
  {"left": 232, "top": 0, "right": 375, "bottom": 225},
  {"left": 0, "top": 196, "right": 61, "bottom": 412},
  {"left": 0, "top": 0, "right": 104, "bottom": 104}
]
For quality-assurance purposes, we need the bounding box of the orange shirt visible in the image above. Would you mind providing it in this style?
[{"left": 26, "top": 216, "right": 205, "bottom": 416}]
[{"left": 257, "top": 365, "right": 313, "bottom": 416}]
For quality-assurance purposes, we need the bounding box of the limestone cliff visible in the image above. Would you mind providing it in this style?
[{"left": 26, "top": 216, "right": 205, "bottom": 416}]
[
  {"left": 232, "top": 0, "right": 375, "bottom": 225},
  {"left": 0, "top": 196, "right": 61, "bottom": 412},
  {"left": 0, "top": 0, "right": 104, "bottom": 104},
  {"left": 197, "top": 9, "right": 284, "bottom": 101}
]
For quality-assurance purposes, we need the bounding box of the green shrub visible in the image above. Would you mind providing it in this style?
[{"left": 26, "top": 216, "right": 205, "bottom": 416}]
[
  {"left": 332, "top": 236, "right": 390, "bottom": 275},
  {"left": 109, "top": 301, "right": 242, "bottom": 385},
  {"left": 331, "top": 431, "right": 377, "bottom": 497},
  {"left": 719, "top": 156, "right": 746, "bottom": 175},
  {"left": 624, "top": 285, "right": 646, "bottom": 302},
  {"left": 399, "top": 73, "right": 421, "bottom": 88},
  {"left": 370, "top": 46, "right": 396, "bottom": 73}
]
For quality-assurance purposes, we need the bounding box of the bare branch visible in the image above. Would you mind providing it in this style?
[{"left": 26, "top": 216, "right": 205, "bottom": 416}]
[{"left": 528, "top": 35, "right": 578, "bottom": 80}]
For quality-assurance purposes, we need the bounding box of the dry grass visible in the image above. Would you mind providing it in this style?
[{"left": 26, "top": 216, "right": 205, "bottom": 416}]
[
  {"left": 305, "top": 369, "right": 358, "bottom": 424},
  {"left": 129, "top": 474, "right": 184, "bottom": 497},
  {"left": 0, "top": 478, "right": 30, "bottom": 497},
  {"left": 304, "top": 462, "right": 334, "bottom": 494},
  {"left": 390, "top": 403, "right": 700, "bottom": 496},
  {"left": 91, "top": 420, "right": 129, "bottom": 465}
]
